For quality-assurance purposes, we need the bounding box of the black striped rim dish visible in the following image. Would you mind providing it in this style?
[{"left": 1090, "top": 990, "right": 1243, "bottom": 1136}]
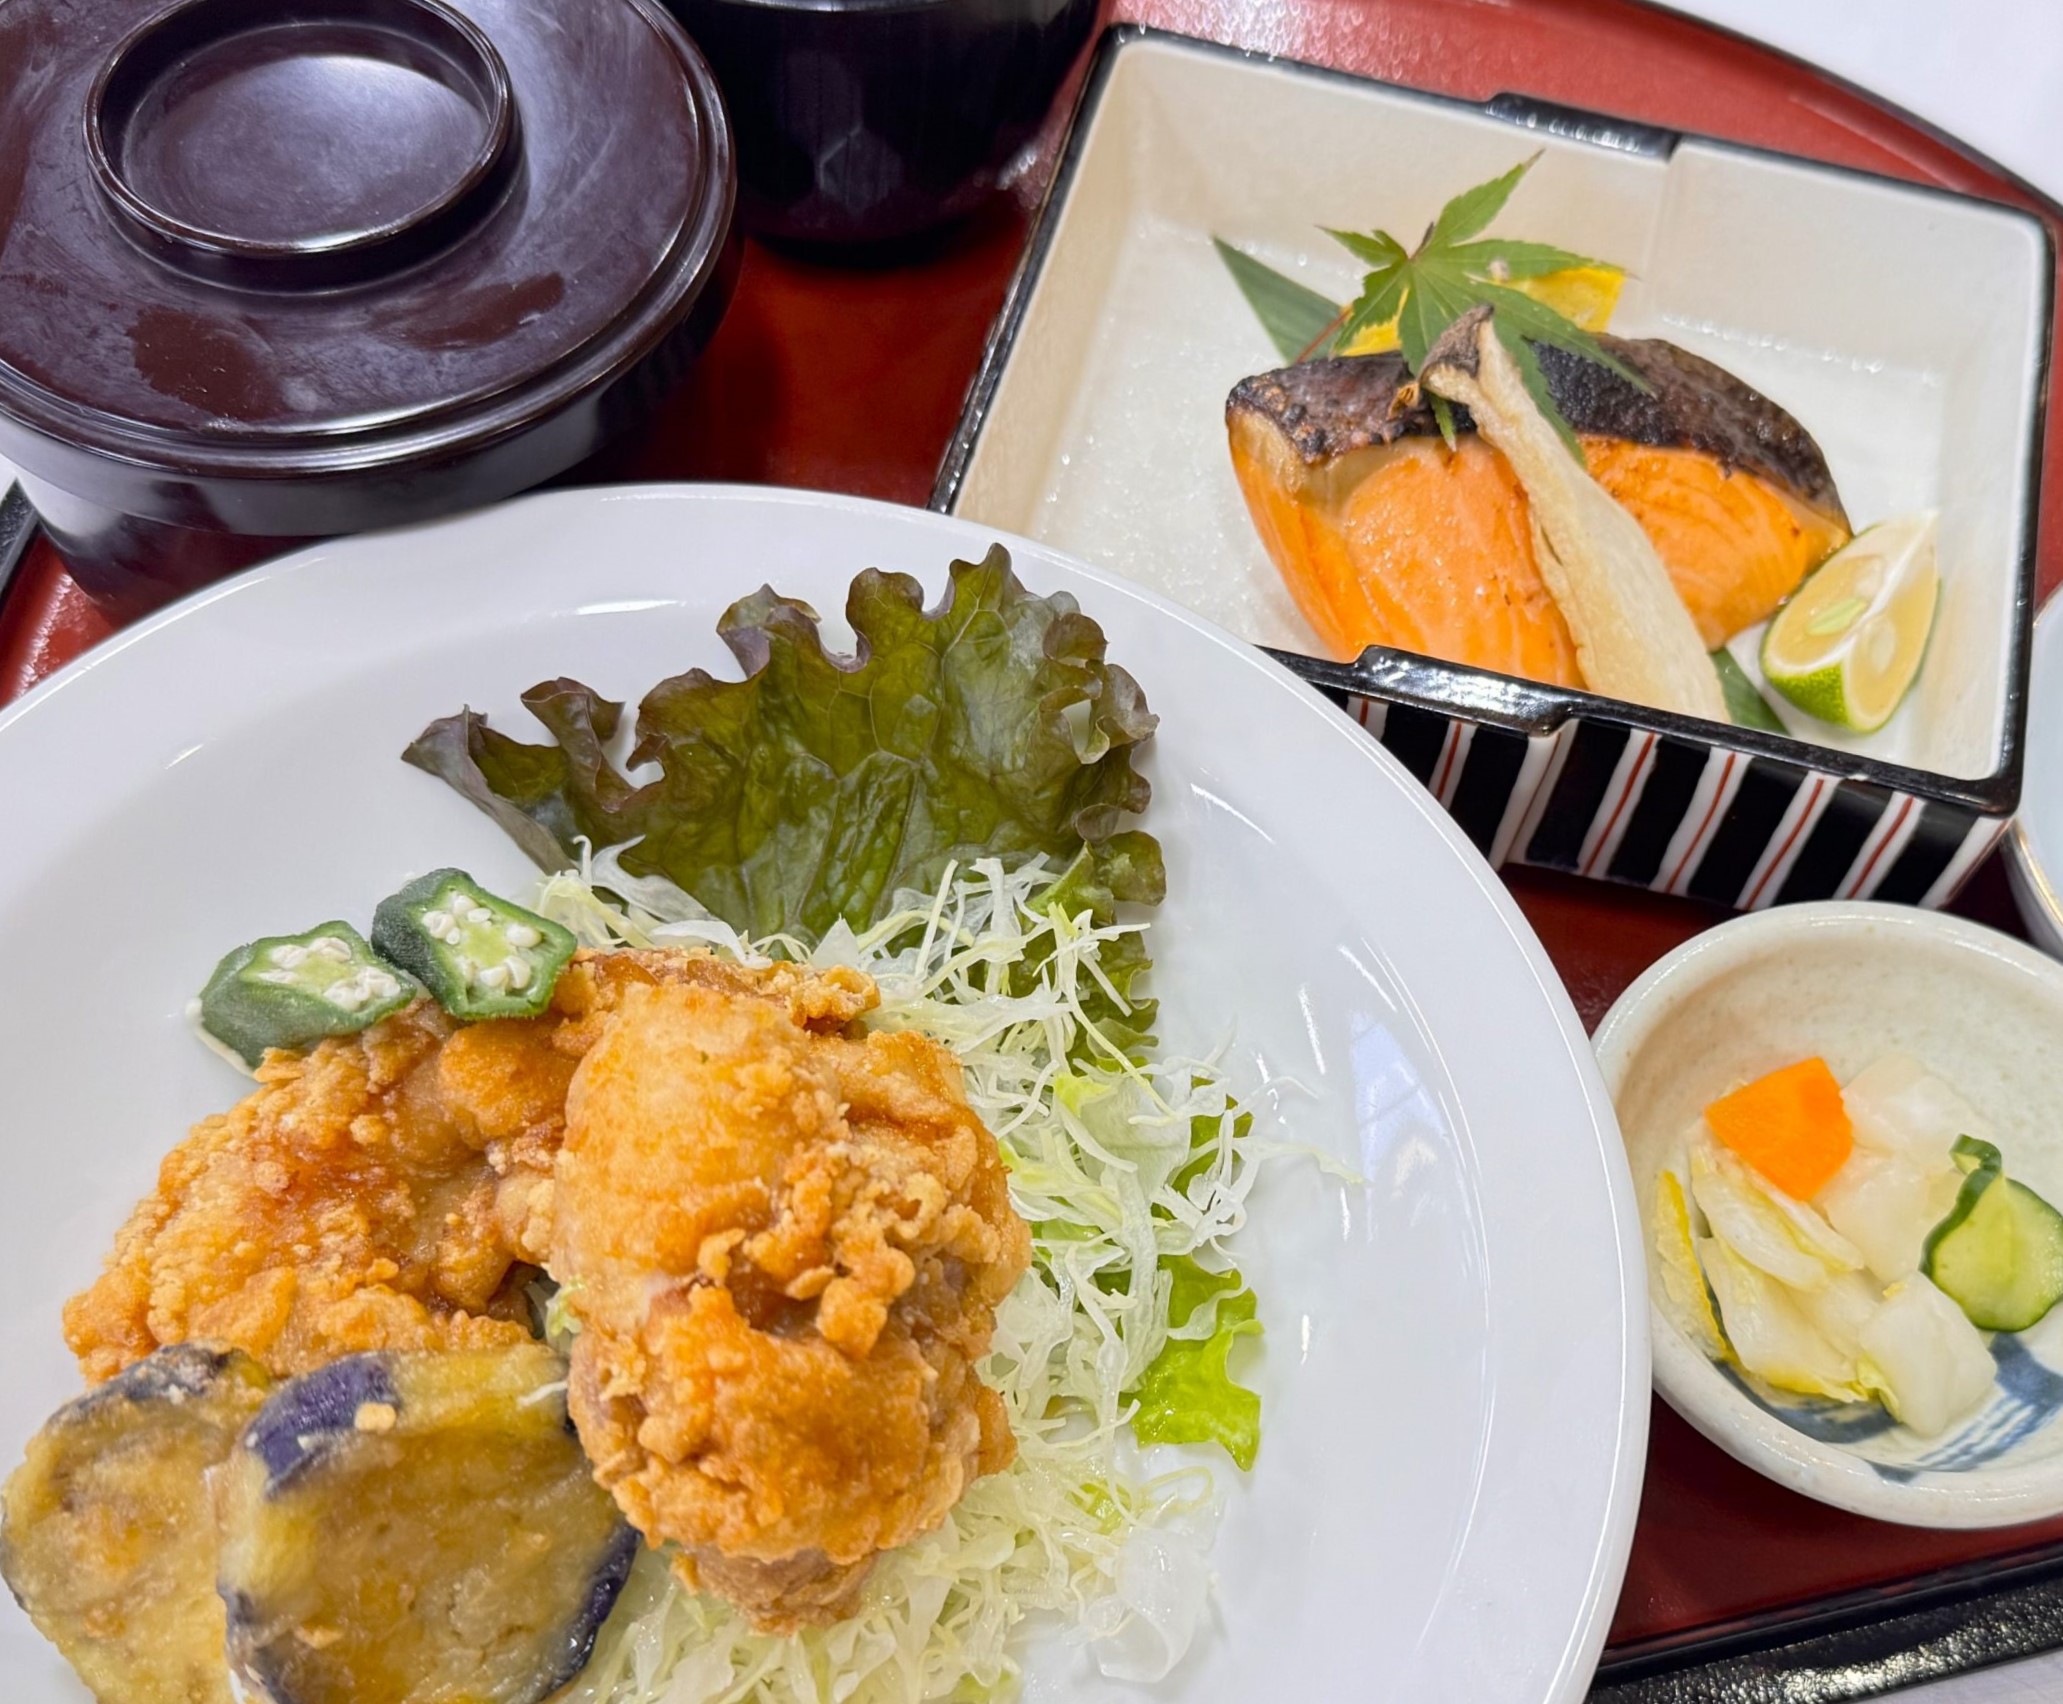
[
  {"left": 1310, "top": 681, "right": 1996, "bottom": 911},
  {"left": 931, "top": 27, "right": 2052, "bottom": 917}
]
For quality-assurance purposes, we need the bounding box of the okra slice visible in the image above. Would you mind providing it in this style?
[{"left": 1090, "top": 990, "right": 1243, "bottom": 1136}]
[
  {"left": 199, "top": 923, "right": 420, "bottom": 1067},
  {"left": 372, "top": 869, "right": 575, "bottom": 1021}
]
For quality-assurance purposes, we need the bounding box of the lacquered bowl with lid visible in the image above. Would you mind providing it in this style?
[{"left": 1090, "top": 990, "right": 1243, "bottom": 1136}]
[{"left": 0, "top": 0, "right": 739, "bottom": 617}]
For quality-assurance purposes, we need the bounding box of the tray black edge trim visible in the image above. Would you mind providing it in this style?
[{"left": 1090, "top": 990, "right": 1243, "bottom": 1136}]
[{"left": 1592, "top": 1540, "right": 2063, "bottom": 1702}]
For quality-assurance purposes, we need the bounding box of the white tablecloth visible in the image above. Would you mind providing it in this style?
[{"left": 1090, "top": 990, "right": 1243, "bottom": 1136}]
[
  {"left": 6, "top": 1, "right": 2063, "bottom": 1698},
  {"left": 1663, "top": 0, "right": 2063, "bottom": 199}
]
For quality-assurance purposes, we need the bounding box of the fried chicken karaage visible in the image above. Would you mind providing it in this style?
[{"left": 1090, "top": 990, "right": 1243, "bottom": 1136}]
[
  {"left": 63, "top": 938, "right": 1025, "bottom": 1631},
  {"left": 63, "top": 1002, "right": 535, "bottom": 1382},
  {"left": 64, "top": 949, "right": 876, "bottom": 1382},
  {"left": 553, "top": 980, "right": 1032, "bottom": 1630}
]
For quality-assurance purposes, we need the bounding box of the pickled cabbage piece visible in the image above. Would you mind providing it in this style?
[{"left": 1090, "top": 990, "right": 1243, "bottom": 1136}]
[
  {"left": 1688, "top": 1128, "right": 1862, "bottom": 1290},
  {"left": 1794, "top": 1268, "right": 1885, "bottom": 1351},
  {"left": 1843, "top": 1055, "right": 1993, "bottom": 1172},
  {"left": 1654, "top": 1169, "right": 1730, "bottom": 1361},
  {"left": 0, "top": 1344, "right": 271, "bottom": 1704},
  {"left": 1857, "top": 1276, "right": 1996, "bottom": 1437},
  {"left": 220, "top": 1344, "right": 636, "bottom": 1704},
  {"left": 1697, "top": 1235, "right": 1867, "bottom": 1402},
  {"left": 1817, "top": 1147, "right": 1963, "bottom": 1286}
]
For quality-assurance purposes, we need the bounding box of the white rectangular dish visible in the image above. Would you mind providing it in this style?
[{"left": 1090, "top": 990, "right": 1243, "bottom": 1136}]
[{"left": 936, "top": 27, "right": 2054, "bottom": 909}]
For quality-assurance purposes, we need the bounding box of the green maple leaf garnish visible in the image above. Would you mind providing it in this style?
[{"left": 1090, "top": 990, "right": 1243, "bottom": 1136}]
[
  {"left": 1327, "top": 155, "right": 1645, "bottom": 452},
  {"left": 1217, "top": 156, "right": 1647, "bottom": 455}
]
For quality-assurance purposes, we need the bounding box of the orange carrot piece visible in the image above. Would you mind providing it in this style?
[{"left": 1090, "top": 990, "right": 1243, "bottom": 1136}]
[{"left": 1704, "top": 1057, "right": 1853, "bottom": 1200}]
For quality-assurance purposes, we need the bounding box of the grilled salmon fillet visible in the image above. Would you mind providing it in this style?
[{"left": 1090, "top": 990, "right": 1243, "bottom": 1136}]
[{"left": 1227, "top": 336, "right": 1849, "bottom": 678}]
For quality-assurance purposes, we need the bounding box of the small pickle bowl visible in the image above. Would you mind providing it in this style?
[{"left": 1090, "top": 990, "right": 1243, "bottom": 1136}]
[{"left": 1594, "top": 902, "right": 2063, "bottom": 1526}]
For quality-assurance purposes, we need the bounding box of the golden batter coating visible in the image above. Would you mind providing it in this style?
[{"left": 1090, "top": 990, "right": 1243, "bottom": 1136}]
[
  {"left": 63, "top": 1003, "right": 531, "bottom": 1382},
  {"left": 0, "top": 1346, "right": 272, "bottom": 1704},
  {"left": 552, "top": 981, "right": 1031, "bottom": 1630},
  {"left": 57, "top": 936, "right": 1019, "bottom": 1627},
  {"left": 64, "top": 949, "right": 878, "bottom": 1383}
]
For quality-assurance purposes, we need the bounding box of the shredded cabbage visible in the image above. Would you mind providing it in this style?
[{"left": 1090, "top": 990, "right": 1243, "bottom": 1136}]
[{"left": 536, "top": 851, "right": 1273, "bottom": 1704}]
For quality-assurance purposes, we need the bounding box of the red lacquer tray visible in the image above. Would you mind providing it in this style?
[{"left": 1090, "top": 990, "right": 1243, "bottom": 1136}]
[{"left": 5, "top": 0, "right": 2061, "bottom": 1696}]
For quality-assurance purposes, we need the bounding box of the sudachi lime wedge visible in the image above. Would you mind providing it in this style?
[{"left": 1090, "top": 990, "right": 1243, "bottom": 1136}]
[{"left": 1761, "top": 514, "right": 1940, "bottom": 733}]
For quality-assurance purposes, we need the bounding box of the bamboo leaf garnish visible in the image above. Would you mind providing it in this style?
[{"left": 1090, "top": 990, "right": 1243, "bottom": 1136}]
[
  {"left": 1211, "top": 237, "right": 1344, "bottom": 364},
  {"left": 1712, "top": 648, "right": 1788, "bottom": 732},
  {"left": 1214, "top": 155, "right": 1643, "bottom": 449}
]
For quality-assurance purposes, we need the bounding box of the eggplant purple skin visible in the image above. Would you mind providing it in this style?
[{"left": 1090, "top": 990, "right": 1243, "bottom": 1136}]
[
  {"left": 222, "top": 1347, "right": 636, "bottom": 1704},
  {"left": 69, "top": 1339, "right": 246, "bottom": 1417},
  {"left": 241, "top": 1352, "right": 400, "bottom": 1492},
  {"left": 222, "top": 1529, "right": 640, "bottom": 1704},
  {"left": 551, "top": 1523, "right": 640, "bottom": 1691}
]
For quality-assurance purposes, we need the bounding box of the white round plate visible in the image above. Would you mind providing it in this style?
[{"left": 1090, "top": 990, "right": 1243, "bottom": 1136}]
[
  {"left": 1598, "top": 901, "right": 2063, "bottom": 1526},
  {"left": 0, "top": 486, "right": 1644, "bottom": 1703},
  {"left": 2008, "top": 596, "right": 2063, "bottom": 957}
]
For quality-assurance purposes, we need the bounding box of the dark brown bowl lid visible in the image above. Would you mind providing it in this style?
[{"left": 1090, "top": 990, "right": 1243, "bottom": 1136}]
[{"left": 0, "top": 0, "right": 732, "bottom": 475}]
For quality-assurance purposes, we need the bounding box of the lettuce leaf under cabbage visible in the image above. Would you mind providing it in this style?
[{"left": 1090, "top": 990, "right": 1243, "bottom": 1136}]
[
  {"left": 1128, "top": 1255, "right": 1264, "bottom": 1471},
  {"left": 404, "top": 547, "right": 1163, "bottom": 942}
]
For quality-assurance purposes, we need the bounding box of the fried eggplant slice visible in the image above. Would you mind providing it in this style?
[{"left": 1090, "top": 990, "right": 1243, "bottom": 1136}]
[
  {"left": 219, "top": 1343, "right": 635, "bottom": 1704},
  {"left": 0, "top": 1343, "right": 272, "bottom": 1704}
]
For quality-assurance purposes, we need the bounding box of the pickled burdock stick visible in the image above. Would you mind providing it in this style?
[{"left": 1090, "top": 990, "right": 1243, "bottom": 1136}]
[{"left": 1419, "top": 306, "right": 1730, "bottom": 722}]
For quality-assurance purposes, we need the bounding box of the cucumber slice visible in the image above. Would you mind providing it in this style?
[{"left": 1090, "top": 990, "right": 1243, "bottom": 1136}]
[{"left": 1921, "top": 1138, "right": 2063, "bottom": 1332}]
